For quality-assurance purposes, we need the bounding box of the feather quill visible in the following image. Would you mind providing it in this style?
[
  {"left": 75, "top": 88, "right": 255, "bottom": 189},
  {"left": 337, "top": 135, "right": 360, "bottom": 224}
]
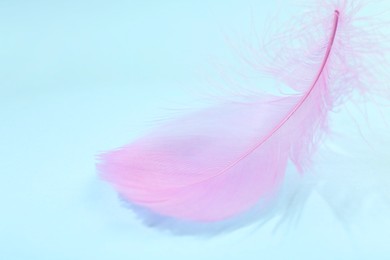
[{"left": 97, "top": 1, "right": 390, "bottom": 234}]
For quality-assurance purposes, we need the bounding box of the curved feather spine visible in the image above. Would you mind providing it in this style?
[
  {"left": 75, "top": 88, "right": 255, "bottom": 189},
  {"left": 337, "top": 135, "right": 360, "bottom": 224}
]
[
  {"left": 98, "top": 9, "right": 343, "bottom": 225},
  {"left": 199, "top": 10, "right": 340, "bottom": 181}
]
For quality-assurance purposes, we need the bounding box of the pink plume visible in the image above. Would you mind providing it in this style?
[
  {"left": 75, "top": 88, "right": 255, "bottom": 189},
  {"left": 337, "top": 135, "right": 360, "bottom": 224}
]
[{"left": 97, "top": 1, "right": 390, "bottom": 233}]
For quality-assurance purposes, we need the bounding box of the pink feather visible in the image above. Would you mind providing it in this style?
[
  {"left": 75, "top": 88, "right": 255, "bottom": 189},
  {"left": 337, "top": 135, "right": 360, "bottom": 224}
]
[{"left": 97, "top": 1, "right": 389, "bottom": 233}]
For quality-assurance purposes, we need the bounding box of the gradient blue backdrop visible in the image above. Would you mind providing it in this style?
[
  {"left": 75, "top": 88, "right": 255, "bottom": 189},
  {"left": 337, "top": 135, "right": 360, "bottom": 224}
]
[{"left": 1, "top": 1, "right": 390, "bottom": 259}]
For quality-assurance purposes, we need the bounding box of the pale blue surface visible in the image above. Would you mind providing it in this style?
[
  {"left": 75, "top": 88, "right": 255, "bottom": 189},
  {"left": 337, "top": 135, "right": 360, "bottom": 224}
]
[{"left": 1, "top": 1, "right": 390, "bottom": 259}]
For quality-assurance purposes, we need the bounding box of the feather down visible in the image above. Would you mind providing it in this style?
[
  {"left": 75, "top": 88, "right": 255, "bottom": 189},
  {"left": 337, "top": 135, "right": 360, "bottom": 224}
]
[{"left": 97, "top": 0, "right": 390, "bottom": 233}]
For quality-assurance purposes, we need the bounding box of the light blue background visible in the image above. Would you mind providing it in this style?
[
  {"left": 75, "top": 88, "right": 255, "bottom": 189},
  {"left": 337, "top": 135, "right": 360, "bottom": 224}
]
[{"left": 1, "top": 1, "right": 389, "bottom": 259}]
